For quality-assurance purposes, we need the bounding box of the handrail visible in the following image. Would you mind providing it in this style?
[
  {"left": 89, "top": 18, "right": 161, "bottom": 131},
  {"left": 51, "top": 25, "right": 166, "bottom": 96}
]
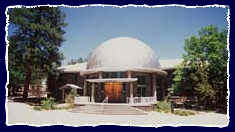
[
  {"left": 102, "top": 96, "right": 108, "bottom": 114},
  {"left": 126, "top": 96, "right": 157, "bottom": 104},
  {"left": 102, "top": 96, "right": 109, "bottom": 103}
]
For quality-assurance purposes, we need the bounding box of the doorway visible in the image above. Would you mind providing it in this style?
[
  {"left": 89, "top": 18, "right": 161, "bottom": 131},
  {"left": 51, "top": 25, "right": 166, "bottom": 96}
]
[{"left": 104, "top": 82, "right": 123, "bottom": 103}]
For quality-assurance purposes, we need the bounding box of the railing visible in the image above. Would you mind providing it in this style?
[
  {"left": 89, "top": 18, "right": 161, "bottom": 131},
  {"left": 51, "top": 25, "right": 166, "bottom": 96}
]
[
  {"left": 126, "top": 96, "right": 157, "bottom": 104},
  {"left": 102, "top": 96, "right": 109, "bottom": 103},
  {"left": 102, "top": 96, "right": 108, "bottom": 114}
]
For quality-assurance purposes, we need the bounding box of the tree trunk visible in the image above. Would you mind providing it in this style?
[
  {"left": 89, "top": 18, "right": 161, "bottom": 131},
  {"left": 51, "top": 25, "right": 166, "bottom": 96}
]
[
  {"left": 23, "top": 71, "right": 31, "bottom": 99},
  {"left": 12, "top": 85, "right": 16, "bottom": 96}
]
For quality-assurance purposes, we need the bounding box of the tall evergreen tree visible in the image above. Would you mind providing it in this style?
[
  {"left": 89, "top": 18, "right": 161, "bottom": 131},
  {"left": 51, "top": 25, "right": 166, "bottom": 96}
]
[{"left": 8, "top": 7, "right": 67, "bottom": 99}]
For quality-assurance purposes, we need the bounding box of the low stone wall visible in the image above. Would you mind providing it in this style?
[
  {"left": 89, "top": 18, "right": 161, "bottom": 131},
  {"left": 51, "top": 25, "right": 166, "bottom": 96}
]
[{"left": 74, "top": 96, "right": 90, "bottom": 104}]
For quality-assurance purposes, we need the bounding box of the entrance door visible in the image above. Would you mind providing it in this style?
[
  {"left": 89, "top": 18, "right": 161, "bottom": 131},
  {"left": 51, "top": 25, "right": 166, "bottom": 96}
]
[{"left": 104, "top": 82, "right": 123, "bottom": 103}]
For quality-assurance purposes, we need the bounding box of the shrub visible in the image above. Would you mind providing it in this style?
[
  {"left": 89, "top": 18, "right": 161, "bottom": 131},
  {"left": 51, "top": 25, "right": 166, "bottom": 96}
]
[
  {"left": 41, "top": 97, "right": 56, "bottom": 110},
  {"left": 65, "top": 88, "right": 77, "bottom": 104},
  {"left": 173, "top": 110, "right": 195, "bottom": 116},
  {"left": 65, "top": 94, "right": 74, "bottom": 104},
  {"left": 155, "top": 101, "right": 172, "bottom": 113},
  {"left": 33, "top": 106, "right": 42, "bottom": 111},
  {"left": 32, "top": 97, "right": 76, "bottom": 111}
]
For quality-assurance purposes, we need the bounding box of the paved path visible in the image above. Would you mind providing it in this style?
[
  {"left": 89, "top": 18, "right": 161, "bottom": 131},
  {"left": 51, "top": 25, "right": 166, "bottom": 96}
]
[{"left": 6, "top": 102, "right": 229, "bottom": 127}]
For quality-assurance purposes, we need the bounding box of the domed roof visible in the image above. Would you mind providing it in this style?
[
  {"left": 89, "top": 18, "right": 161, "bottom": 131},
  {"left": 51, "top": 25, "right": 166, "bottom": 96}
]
[{"left": 87, "top": 37, "right": 161, "bottom": 70}]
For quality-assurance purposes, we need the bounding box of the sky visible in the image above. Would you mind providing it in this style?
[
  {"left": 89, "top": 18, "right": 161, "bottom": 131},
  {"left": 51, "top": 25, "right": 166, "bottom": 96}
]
[{"left": 59, "top": 6, "right": 228, "bottom": 65}]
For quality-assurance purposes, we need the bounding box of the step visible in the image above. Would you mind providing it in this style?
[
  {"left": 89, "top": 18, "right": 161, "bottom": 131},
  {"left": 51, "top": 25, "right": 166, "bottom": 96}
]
[{"left": 70, "top": 104, "right": 147, "bottom": 115}]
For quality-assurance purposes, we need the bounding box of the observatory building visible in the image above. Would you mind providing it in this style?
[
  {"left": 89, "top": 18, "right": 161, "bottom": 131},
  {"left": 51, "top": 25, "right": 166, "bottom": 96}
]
[{"left": 49, "top": 37, "right": 182, "bottom": 105}]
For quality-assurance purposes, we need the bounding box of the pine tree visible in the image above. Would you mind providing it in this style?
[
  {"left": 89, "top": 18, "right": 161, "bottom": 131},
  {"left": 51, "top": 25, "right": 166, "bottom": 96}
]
[{"left": 8, "top": 7, "right": 67, "bottom": 99}]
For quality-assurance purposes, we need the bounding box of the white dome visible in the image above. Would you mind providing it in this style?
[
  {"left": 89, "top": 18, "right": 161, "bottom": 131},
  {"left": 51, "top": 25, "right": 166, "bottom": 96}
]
[{"left": 87, "top": 37, "right": 161, "bottom": 70}]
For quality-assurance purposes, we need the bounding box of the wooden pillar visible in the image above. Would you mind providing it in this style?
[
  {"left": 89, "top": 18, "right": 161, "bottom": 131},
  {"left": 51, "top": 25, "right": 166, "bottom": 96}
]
[
  {"left": 62, "top": 89, "right": 65, "bottom": 102},
  {"left": 91, "top": 83, "right": 95, "bottom": 102},
  {"left": 83, "top": 80, "right": 87, "bottom": 96},
  {"left": 162, "top": 78, "right": 166, "bottom": 100},
  {"left": 145, "top": 75, "right": 151, "bottom": 97},
  {"left": 99, "top": 72, "right": 102, "bottom": 79},
  {"left": 98, "top": 72, "right": 102, "bottom": 102},
  {"left": 160, "top": 78, "right": 166, "bottom": 100},
  {"left": 152, "top": 74, "right": 157, "bottom": 102},
  {"left": 128, "top": 71, "right": 134, "bottom": 104}
]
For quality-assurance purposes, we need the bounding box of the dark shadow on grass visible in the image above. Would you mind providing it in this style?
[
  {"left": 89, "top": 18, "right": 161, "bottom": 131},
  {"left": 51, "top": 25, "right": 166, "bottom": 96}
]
[{"left": 11, "top": 97, "right": 46, "bottom": 106}]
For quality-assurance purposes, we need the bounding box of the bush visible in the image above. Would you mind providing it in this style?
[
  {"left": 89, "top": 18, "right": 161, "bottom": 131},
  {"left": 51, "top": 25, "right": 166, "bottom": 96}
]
[
  {"left": 41, "top": 97, "right": 56, "bottom": 110},
  {"left": 33, "top": 106, "right": 42, "bottom": 111},
  {"left": 32, "top": 97, "right": 77, "bottom": 111},
  {"left": 65, "top": 94, "right": 74, "bottom": 104},
  {"left": 173, "top": 110, "right": 195, "bottom": 116},
  {"left": 155, "top": 101, "right": 172, "bottom": 113},
  {"left": 65, "top": 88, "right": 77, "bottom": 104}
]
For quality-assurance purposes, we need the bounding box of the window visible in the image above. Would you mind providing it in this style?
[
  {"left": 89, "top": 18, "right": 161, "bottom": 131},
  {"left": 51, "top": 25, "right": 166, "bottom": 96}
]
[
  {"left": 103, "top": 72, "right": 126, "bottom": 78},
  {"left": 71, "top": 74, "right": 77, "bottom": 83},
  {"left": 137, "top": 76, "right": 146, "bottom": 85},
  {"left": 136, "top": 75, "right": 147, "bottom": 97}
]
